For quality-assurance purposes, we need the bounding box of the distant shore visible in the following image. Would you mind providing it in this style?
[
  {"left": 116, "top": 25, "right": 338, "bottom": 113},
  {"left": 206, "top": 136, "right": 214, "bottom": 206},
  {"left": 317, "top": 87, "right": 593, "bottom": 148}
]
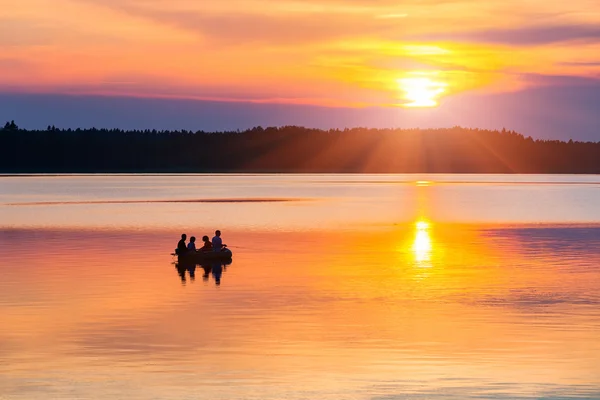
[
  {"left": 2, "top": 124, "right": 599, "bottom": 174},
  {"left": 11, "top": 170, "right": 539, "bottom": 174}
]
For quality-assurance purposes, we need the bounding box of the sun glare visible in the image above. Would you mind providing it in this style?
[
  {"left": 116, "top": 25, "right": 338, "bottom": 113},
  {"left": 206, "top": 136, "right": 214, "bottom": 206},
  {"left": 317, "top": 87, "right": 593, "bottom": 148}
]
[
  {"left": 397, "top": 76, "right": 447, "bottom": 107},
  {"left": 413, "top": 220, "right": 432, "bottom": 266}
]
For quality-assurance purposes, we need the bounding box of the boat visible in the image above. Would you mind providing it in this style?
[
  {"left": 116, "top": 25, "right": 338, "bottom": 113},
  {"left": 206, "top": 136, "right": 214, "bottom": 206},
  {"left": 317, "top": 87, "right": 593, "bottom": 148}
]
[{"left": 172, "top": 248, "right": 233, "bottom": 263}]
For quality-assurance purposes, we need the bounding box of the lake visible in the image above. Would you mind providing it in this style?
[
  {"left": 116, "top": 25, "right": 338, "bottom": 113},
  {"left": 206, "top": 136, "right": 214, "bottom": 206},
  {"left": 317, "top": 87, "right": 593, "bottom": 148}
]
[{"left": 1, "top": 174, "right": 599, "bottom": 399}]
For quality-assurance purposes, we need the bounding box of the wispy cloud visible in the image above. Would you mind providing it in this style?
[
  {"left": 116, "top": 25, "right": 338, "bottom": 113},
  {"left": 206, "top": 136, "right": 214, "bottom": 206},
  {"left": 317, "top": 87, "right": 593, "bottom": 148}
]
[
  {"left": 558, "top": 61, "right": 600, "bottom": 66},
  {"left": 413, "top": 23, "right": 600, "bottom": 46},
  {"left": 75, "top": 0, "right": 411, "bottom": 45}
]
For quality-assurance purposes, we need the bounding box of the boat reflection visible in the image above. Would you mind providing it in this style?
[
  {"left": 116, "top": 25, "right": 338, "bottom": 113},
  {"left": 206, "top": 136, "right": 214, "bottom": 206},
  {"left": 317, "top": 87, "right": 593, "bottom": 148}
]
[
  {"left": 174, "top": 259, "right": 232, "bottom": 286},
  {"left": 211, "top": 262, "right": 223, "bottom": 286}
]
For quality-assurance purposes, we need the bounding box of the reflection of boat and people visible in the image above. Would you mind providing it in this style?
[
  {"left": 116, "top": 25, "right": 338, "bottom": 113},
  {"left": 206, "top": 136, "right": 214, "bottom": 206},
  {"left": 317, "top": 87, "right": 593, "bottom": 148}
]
[
  {"left": 172, "top": 230, "right": 233, "bottom": 285},
  {"left": 174, "top": 259, "right": 232, "bottom": 285}
]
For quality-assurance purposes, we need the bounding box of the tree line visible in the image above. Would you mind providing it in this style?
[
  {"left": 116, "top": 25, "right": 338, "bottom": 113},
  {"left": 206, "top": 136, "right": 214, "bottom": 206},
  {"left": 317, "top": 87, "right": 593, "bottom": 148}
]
[{"left": 1, "top": 121, "right": 599, "bottom": 173}]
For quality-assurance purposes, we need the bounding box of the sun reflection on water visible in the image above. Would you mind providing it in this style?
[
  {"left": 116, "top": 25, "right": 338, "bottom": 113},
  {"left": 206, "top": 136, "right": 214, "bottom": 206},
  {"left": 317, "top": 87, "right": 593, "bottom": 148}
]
[{"left": 413, "top": 220, "right": 432, "bottom": 267}]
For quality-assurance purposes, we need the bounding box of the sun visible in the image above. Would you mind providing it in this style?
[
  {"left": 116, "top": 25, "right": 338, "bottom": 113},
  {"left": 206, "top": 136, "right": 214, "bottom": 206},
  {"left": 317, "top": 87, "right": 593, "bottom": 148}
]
[{"left": 397, "top": 76, "right": 447, "bottom": 107}]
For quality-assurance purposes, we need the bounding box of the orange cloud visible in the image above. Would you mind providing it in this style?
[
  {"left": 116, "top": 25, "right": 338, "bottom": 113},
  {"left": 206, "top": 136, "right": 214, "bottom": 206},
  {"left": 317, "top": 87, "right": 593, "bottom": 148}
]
[{"left": 2, "top": 0, "right": 600, "bottom": 107}]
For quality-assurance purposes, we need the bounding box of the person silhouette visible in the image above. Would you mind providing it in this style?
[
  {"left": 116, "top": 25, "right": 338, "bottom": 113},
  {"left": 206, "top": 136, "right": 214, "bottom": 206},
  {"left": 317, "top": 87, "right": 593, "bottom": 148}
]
[
  {"left": 211, "top": 230, "right": 227, "bottom": 252},
  {"left": 199, "top": 235, "right": 212, "bottom": 252},
  {"left": 187, "top": 236, "right": 197, "bottom": 252},
  {"left": 176, "top": 234, "right": 187, "bottom": 255}
]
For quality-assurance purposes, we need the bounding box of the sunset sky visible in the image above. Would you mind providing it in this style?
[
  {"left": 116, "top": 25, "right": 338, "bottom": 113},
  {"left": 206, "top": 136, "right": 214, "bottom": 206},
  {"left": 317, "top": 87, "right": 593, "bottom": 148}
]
[{"left": 2, "top": 0, "right": 600, "bottom": 140}]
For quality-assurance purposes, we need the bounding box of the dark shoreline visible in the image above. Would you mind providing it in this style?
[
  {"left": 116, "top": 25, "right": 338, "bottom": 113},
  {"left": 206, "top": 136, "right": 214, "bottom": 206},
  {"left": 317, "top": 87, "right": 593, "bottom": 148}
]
[
  {"left": 1, "top": 171, "right": 600, "bottom": 175},
  {"left": 2, "top": 125, "right": 600, "bottom": 174}
]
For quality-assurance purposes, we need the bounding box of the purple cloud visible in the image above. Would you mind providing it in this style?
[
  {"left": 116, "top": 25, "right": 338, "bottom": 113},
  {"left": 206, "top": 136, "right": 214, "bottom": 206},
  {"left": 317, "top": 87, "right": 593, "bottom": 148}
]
[{"left": 413, "top": 23, "right": 600, "bottom": 46}]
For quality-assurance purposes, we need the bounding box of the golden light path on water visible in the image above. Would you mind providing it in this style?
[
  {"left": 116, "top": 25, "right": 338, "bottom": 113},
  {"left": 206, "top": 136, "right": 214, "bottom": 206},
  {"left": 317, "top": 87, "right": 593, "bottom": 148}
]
[
  {"left": 413, "top": 220, "right": 433, "bottom": 267},
  {"left": 409, "top": 179, "right": 434, "bottom": 268}
]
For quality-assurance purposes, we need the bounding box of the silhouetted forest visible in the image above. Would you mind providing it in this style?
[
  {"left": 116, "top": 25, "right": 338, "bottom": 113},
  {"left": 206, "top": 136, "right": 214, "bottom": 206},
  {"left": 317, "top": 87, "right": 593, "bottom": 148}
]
[{"left": 1, "top": 121, "right": 599, "bottom": 173}]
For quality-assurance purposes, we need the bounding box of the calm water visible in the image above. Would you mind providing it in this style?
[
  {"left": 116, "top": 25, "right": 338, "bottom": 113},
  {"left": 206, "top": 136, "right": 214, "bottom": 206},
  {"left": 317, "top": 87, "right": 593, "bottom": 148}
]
[{"left": 1, "top": 174, "right": 600, "bottom": 399}]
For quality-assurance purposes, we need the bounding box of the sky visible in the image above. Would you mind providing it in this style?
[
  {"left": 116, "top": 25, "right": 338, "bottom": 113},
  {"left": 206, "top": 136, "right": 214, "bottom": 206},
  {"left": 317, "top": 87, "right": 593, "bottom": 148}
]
[{"left": 1, "top": 0, "right": 600, "bottom": 140}]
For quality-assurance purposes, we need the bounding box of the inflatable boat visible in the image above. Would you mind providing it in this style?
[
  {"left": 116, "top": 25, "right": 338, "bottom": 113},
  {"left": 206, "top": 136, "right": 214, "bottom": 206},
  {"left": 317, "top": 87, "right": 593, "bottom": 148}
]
[{"left": 172, "top": 248, "right": 233, "bottom": 263}]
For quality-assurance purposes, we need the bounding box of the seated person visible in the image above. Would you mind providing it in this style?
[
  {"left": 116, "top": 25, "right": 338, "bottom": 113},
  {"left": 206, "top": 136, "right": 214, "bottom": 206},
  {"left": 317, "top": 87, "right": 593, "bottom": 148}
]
[
  {"left": 212, "top": 230, "right": 227, "bottom": 252},
  {"left": 176, "top": 234, "right": 187, "bottom": 255},
  {"left": 199, "top": 235, "right": 212, "bottom": 252},
  {"left": 187, "top": 236, "right": 197, "bottom": 252}
]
